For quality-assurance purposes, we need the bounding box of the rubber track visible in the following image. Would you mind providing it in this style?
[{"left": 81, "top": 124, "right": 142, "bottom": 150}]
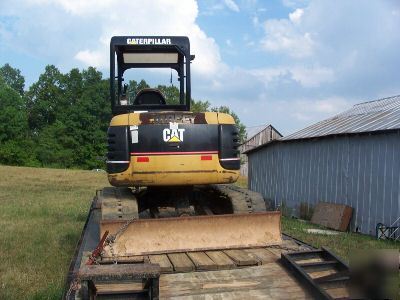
[
  {"left": 210, "top": 184, "right": 266, "bottom": 213},
  {"left": 98, "top": 185, "right": 266, "bottom": 217},
  {"left": 98, "top": 187, "right": 139, "bottom": 219}
]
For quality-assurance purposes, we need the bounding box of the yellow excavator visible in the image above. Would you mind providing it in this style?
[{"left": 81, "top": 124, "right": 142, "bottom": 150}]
[{"left": 98, "top": 36, "right": 281, "bottom": 257}]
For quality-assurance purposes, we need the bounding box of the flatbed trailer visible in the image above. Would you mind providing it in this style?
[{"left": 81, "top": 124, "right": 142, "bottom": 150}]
[{"left": 64, "top": 191, "right": 350, "bottom": 299}]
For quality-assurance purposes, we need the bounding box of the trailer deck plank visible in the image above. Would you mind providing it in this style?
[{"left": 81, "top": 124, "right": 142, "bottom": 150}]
[
  {"left": 205, "top": 251, "right": 236, "bottom": 269},
  {"left": 149, "top": 254, "right": 174, "bottom": 273},
  {"left": 224, "top": 249, "right": 260, "bottom": 266},
  {"left": 168, "top": 253, "right": 195, "bottom": 272},
  {"left": 101, "top": 255, "right": 146, "bottom": 264},
  {"left": 245, "top": 248, "right": 278, "bottom": 264},
  {"left": 187, "top": 252, "right": 219, "bottom": 271},
  {"left": 95, "top": 282, "right": 144, "bottom": 294},
  {"left": 325, "top": 286, "right": 351, "bottom": 299},
  {"left": 159, "top": 263, "right": 311, "bottom": 299},
  {"left": 266, "top": 247, "right": 284, "bottom": 258}
]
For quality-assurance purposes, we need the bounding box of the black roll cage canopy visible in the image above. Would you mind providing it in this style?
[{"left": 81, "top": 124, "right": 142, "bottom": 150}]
[{"left": 110, "top": 36, "right": 193, "bottom": 115}]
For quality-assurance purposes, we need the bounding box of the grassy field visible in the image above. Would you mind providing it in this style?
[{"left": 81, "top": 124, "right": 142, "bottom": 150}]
[
  {"left": 0, "top": 167, "right": 398, "bottom": 299},
  {"left": 282, "top": 217, "right": 399, "bottom": 263},
  {"left": 0, "top": 165, "right": 109, "bottom": 299}
]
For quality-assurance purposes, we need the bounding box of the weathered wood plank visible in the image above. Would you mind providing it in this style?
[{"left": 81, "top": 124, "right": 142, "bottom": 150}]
[
  {"left": 78, "top": 263, "right": 160, "bottom": 281},
  {"left": 224, "top": 249, "right": 260, "bottom": 266},
  {"left": 164, "top": 287, "right": 311, "bottom": 299},
  {"left": 149, "top": 254, "right": 174, "bottom": 273},
  {"left": 325, "top": 286, "right": 350, "bottom": 299},
  {"left": 245, "top": 248, "right": 277, "bottom": 264},
  {"left": 187, "top": 252, "right": 218, "bottom": 271},
  {"left": 159, "top": 264, "right": 311, "bottom": 299},
  {"left": 101, "top": 255, "right": 145, "bottom": 264},
  {"left": 308, "top": 269, "right": 337, "bottom": 279},
  {"left": 266, "top": 247, "right": 283, "bottom": 258},
  {"left": 294, "top": 257, "right": 325, "bottom": 264},
  {"left": 95, "top": 282, "right": 144, "bottom": 294},
  {"left": 167, "top": 253, "right": 195, "bottom": 272},
  {"left": 205, "top": 251, "right": 236, "bottom": 269}
]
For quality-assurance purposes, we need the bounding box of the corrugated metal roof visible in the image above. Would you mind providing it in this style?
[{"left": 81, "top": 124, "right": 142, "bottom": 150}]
[{"left": 282, "top": 95, "right": 400, "bottom": 141}]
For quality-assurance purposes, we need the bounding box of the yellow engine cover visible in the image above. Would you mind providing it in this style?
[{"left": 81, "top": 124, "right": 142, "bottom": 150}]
[{"left": 107, "top": 111, "right": 240, "bottom": 187}]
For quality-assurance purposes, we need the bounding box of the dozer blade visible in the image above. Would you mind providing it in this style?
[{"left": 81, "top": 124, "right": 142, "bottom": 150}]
[{"left": 100, "top": 212, "right": 281, "bottom": 256}]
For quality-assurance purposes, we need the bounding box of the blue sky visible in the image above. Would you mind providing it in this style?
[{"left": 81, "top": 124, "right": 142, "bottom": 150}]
[{"left": 1, "top": 0, "right": 399, "bottom": 136}]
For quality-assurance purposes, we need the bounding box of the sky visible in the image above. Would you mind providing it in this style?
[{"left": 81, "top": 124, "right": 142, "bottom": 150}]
[{"left": 0, "top": 0, "right": 399, "bottom": 136}]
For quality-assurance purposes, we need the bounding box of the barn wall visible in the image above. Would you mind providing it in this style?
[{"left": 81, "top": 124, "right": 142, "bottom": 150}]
[
  {"left": 240, "top": 126, "right": 282, "bottom": 176},
  {"left": 248, "top": 131, "right": 400, "bottom": 235}
]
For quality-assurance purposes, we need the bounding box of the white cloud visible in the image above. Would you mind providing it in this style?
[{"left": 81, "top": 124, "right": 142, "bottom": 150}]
[
  {"left": 282, "top": 0, "right": 309, "bottom": 9},
  {"left": 249, "top": 65, "right": 333, "bottom": 88},
  {"left": 290, "top": 66, "right": 334, "bottom": 87},
  {"left": 74, "top": 50, "right": 104, "bottom": 68},
  {"left": 289, "top": 8, "right": 303, "bottom": 24},
  {"left": 286, "top": 97, "right": 351, "bottom": 121},
  {"left": 1, "top": 0, "right": 222, "bottom": 76},
  {"left": 261, "top": 19, "right": 315, "bottom": 58},
  {"left": 224, "top": 0, "right": 240, "bottom": 12}
]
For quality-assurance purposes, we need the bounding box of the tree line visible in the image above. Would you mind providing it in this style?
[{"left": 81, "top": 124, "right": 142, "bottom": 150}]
[{"left": 0, "top": 63, "right": 246, "bottom": 169}]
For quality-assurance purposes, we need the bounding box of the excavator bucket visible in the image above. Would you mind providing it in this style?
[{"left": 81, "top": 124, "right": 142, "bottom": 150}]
[{"left": 100, "top": 212, "right": 281, "bottom": 256}]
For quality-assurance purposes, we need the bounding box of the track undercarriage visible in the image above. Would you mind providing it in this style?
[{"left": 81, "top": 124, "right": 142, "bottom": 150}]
[{"left": 100, "top": 184, "right": 268, "bottom": 219}]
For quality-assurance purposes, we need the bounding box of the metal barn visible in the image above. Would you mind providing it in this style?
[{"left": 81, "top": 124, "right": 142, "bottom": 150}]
[
  {"left": 239, "top": 125, "right": 282, "bottom": 176},
  {"left": 246, "top": 95, "right": 400, "bottom": 235}
]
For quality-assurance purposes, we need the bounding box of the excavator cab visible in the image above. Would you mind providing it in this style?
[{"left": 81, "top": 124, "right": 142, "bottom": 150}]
[{"left": 110, "top": 36, "right": 192, "bottom": 114}]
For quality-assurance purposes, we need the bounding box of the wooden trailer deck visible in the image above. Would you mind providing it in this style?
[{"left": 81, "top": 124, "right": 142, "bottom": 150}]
[
  {"left": 64, "top": 194, "right": 348, "bottom": 299},
  {"left": 79, "top": 239, "right": 312, "bottom": 299}
]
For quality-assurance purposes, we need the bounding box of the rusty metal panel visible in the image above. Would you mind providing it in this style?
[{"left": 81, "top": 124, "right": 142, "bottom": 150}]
[
  {"left": 248, "top": 130, "right": 400, "bottom": 236},
  {"left": 311, "top": 202, "right": 353, "bottom": 231}
]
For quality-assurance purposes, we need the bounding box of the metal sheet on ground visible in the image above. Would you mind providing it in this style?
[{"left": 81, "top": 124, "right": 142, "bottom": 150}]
[{"left": 100, "top": 212, "right": 282, "bottom": 256}]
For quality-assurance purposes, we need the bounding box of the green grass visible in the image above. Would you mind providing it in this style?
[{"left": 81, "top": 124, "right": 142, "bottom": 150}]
[
  {"left": 0, "top": 169, "right": 397, "bottom": 298},
  {"left": 282, "top": 216, "right": 399, "bottom": 263},
  {"left": 0, "top": 165, "right": 109, "bottom": 299}
]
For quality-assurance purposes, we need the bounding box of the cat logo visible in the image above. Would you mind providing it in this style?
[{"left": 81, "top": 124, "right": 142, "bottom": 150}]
[{"left": 163, "top": 122, "right": 185, "bottom": 142}]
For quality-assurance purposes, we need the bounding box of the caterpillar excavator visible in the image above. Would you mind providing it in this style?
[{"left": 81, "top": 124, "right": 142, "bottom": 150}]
[
  {"left": 64, "top": 36, "right": 282, "bottom": 299},
  {"left": 97, "top": 36, "right": 281, "bottom": 257}
]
